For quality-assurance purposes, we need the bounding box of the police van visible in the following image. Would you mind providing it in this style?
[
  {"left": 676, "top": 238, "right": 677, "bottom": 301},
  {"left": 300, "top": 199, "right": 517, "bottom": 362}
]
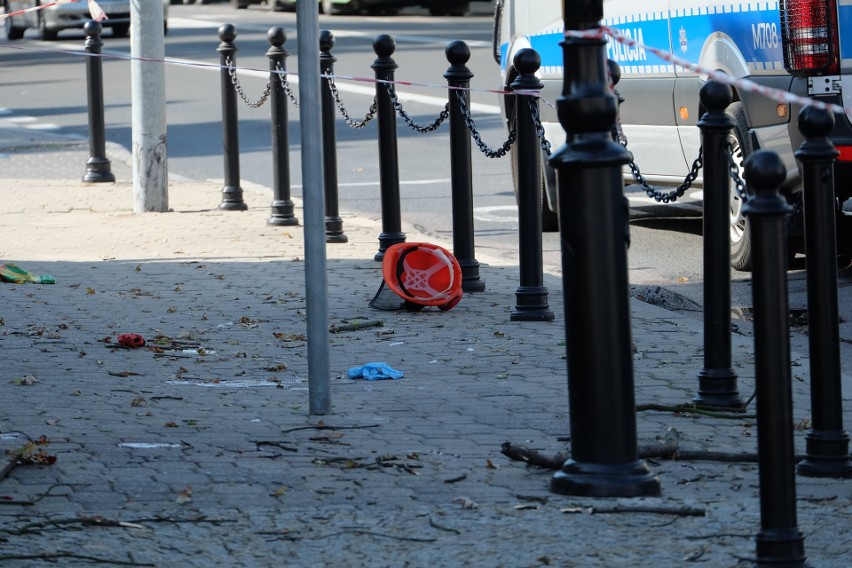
[{"left": 494, "top": 0, "right": 852, "bottom": 270}]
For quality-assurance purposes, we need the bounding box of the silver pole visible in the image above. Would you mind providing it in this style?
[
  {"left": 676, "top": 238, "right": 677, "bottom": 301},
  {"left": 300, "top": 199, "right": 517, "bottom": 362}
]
[
  {"left": 130, "top": 0, "right": 168, "bottom": 212},
  {"left": 296, "top": 0, "right": 331, "bottom": 415}
]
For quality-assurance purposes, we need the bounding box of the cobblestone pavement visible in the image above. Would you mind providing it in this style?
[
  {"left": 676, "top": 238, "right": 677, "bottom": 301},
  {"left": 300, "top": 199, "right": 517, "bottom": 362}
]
[{"left": 1, "top": 125, "right": 850, "bottom": 566}]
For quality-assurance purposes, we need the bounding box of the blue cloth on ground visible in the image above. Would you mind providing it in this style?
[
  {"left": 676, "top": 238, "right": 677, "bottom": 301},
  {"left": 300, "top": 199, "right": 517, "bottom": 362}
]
[{"left": 347, "top": 362, "right": 404, "bottom": 381}]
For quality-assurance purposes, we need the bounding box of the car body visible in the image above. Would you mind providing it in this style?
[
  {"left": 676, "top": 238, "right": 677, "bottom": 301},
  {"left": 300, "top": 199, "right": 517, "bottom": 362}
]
[
  {"left": 232, "top": 0, "right": 478, "bottom": 16},
  {"left": 4, "top": 0, "right": 170, "bottom": 40},
  {"left": 495, "top": 0, "right": 852, "bottom": 269}
]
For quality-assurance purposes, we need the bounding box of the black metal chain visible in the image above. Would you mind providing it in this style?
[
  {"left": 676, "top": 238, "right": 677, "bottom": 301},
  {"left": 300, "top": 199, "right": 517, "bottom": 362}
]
[
  {"left": 528, "top": 98, "right": 552, "bottom": 155},
  {"left": 726, "top": 141, "right": 748, "bottom": 201},
  {"left": 275, "top": 62, "right": 300, "bottom": 107},
  {"left": 455, "top": 90, "right": 516, "bottom": 158},
  {"left": 385, "top": 83, "right": 449, "bottom": 133},
  {"left": 623, "top": 142, "right": 703, "bottom": 203},
  {"left": 327, "top": 78, "right": 377, "bottom": 128},
  {"left": 225, "top": 56, "right": 271, "bottom": 108}
]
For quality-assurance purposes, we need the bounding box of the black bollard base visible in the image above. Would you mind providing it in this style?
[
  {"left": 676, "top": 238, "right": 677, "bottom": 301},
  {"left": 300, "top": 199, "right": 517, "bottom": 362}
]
[
  {"left": 755, "top": 528, "right": 808, "bottom": 567},
  {"left": 798, "top": 430, "right": 852, "bottom": 478},
  {"left": 82, "top": 157, "right": 115, "bottom": 183},
  {"left": 511, "top": 286, "right": 554, "bottom": 321},
  {"left": 374, "top": 231, "right": 406, "bottom": 262},
  {"left": 219, "top": 185, "right": 248, "bottom": 211},
  {"left": 458, "top": 258, "right": 485, "bottom": 293},
  {"left": 267, "top": 199, "right": 299, "bottom": 227},
  {"left": 551, "top": 459, "right": 661, "bottom": 498},
  {"left": 694, "top": 368, "right": 744, "bottom": 409},
  {"left": 325, "top": 216, "right": 349, "bottom": 243}
]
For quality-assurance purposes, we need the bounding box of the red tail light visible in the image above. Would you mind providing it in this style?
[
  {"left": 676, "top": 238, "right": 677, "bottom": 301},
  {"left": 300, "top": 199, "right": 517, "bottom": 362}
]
[{"left": 780, "top": 0, "right": 839, "bottom": 76}]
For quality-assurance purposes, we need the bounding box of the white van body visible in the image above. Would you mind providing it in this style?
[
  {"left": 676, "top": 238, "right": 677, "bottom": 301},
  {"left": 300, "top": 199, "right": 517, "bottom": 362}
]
[{"left": 494, "top": 0, "right": 852, "bottom": 267}]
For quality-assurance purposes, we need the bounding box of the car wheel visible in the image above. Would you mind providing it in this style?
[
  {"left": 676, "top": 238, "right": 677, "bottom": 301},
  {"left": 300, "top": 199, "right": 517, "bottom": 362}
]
[
  {"left": 231, "top": 0, "right": 249, "bottom": 9},
  {"left": 112, "top": 23, "right": 130, "bottom": 38},
  {"left": 5, "top": 15, "right": 26, "bottom": 40},
  {"left": 511, "top": 143, "right": 559, "bottom": 233},
  {"left": 429, "top": 7, "right": 448, "bottom": 16},
  {"left": 727, "top": 102, "right": 754, "bottom": 271},
  {"left": 273, "top": 1, "right": 285, "bottom": 12},
  {"left": 447, "top": 2, "right": 469, "bottom": 16},
  {"left": 38, "top": 15, "right": 58, "bottom": 41}
]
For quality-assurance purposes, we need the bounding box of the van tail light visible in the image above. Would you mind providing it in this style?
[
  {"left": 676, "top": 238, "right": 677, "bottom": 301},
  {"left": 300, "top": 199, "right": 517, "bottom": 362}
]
[{"left": 780, "top": 0, "right": 839, "bottom": 76}]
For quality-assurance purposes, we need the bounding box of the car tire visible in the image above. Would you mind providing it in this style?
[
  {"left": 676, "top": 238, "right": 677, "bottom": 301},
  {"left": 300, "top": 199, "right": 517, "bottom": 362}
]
[
  {"left": 5, "top": 15, "right": 26, "bottom": 40},
  {"left": 112, "top": 23, "right": 130, "bottom": 38},
  {"left": 511, "top": 143, "right": 559, "bottom": 233},
  {"left": 232, "top": 0, "right": 249, "bottom": 9},
  {"left": 727, "top": 101, "right": 754, "bottom": 272},
  {"left": 38, "top": 15, "right": 58, "bottom": 41}
]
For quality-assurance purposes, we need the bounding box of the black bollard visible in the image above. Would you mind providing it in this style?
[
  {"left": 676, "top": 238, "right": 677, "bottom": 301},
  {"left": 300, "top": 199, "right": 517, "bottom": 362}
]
[
  {"left": 509, "top": 49, "right": 553, "bottom": 322},
  {"left": 82, "top": 20, "right": 115, "bottom": 183},
  {"left": 320, "top": 30, "right": 348, "bottom": 243},
  {"left": 445, "top": 41, "right": 485, "bottom": 293},
  {"left": 217, "top": 24, "right": 247, "bottom": 211},
  {"left": 371, "top": 35, "right": 405, "bottom": 261},
  {"left": 549, "top": 0, "right": 660, "bottom": 498},
  {"left": 795, "top": 106, "right": 852, "bottom": 478},
  {"left": 694, "top": 81, "right": 743, "bottom": 409},
  {"left": 266, "top": 27, "right": 298, "bottom": 227},
  {"left": 742, "top": 150, "right": 808, "bottom": 567}
]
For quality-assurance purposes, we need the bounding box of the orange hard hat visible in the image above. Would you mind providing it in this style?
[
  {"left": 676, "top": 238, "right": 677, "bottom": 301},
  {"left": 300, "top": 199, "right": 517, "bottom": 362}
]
[{"left": 381, "top": 242, "right": 463, "bottom": 310}]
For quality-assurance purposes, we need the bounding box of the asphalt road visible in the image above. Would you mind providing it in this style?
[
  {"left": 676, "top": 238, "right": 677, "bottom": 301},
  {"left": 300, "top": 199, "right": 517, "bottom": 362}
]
[{"left": 2, "top": 2, "right": 851, "bottom": 341}]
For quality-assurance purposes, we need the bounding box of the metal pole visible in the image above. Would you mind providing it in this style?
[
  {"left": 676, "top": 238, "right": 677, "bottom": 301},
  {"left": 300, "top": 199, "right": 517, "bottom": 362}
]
[
  {"left": 266, "top": 27, "right": 298, "bottom": 227},
  {"left": 549, "top": 0, "right": 659, "bottom": 497},
  {"left": 795, "top": 106, "right": 852, "bottom": 478},
  {"left": 371, "top": 35, "right": 406, "bottom": 261},
  {"left": 742, "top": 150, "right": 807, "bottom": 567},
  {"left": 130, "top": 0, "right": 168, "bottom": 212},
  {"left": 296, "top": 0, "right": 331, "bottom": 415},
  {"left": 217, "top": 24, "right": 247, "bottom": 211},
  {"left": 510, "top": 48, "right": 553, "bottom": 322},
  {"left": 82, "top": 21, "right": 114, "bottom": 184},
  {"left": 694, "top": 81, "right": 743, "bottom": 409},
  {"left": 444, "top": 40, "right": 485, "bottom": 293},
  {"left": 320, "top": 30, "right": 348, "bottom": 243}
]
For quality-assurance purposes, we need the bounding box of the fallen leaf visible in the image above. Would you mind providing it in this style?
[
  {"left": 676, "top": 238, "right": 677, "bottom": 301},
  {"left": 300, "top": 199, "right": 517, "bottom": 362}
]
[
  {"left": 486, "top": 459, "right": 497, "bottom": 469},
  {"left": 676, "top": 277, "right": 688, "bottom": 284},
  {"left": 453, "top": 496, "right": 478, "bottom": 510},
  {"left": 131, "top": 396, "right": 146, "bottom": 407},
  {"left": 135, "top": 264, "right": 142, "bottom": 272},
  {"left": 164, "top": 421, "right": 178, "bottom": 428},
  {"left": 86, "top": 287, "right": 96, "bottom": 295},
  {"left": 514, "top": 503, "right": 540, "bottom": 510},
  {"left": 176, "top": 486, "right": 193, "bottom": 504},
  {"left": 13, "top": 375, "right": 39, "bottom": 385}
]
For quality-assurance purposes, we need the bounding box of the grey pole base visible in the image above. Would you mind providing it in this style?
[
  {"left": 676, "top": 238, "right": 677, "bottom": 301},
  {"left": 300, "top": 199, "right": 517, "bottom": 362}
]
[
  {"left": 267, "top": 215, "right": 299, "bottom": 227},
  {"left": 756, "top": 528, "right": 808, "bottom": 567},
  {"left": 694, "top": 368, "right": 744, "bottom": 409},
  {"left": 551, "top": 459, "right": 661, "bottom": 498},
  {"left": 82, "top": 158, "right": 115, "bottom": 183},
  {"left": 798, "top": 431, "right": 852, "bottom": 478},
  {"left": 511, "top": 286, "right": 554, "bottom": 321}
]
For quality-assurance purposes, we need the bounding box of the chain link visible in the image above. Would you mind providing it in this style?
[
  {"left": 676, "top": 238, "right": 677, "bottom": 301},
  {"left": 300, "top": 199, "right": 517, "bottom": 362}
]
[
  {"left": 385, "top": 83, "right": 449, "bottom": 133},
  {"left": 327, "top": 78, "right": 377, "bottom": 129},
  {"left": 455, "top": 90, "right": 516, "bottom": 158},
  {"left": 225, "top": 56, "right": 271, "bottom": 109},
  {"left": 623, "top": 141, "right": 703, "bottom": 203},
  {"left": 275, "top": 62, "right": 300, "bottom": 107},
  {"left": 727, "top": 141, "right": 748, "bottom": 201},
  {"left": 527, "top": 98, "right": 552, "bottom": 155}
]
